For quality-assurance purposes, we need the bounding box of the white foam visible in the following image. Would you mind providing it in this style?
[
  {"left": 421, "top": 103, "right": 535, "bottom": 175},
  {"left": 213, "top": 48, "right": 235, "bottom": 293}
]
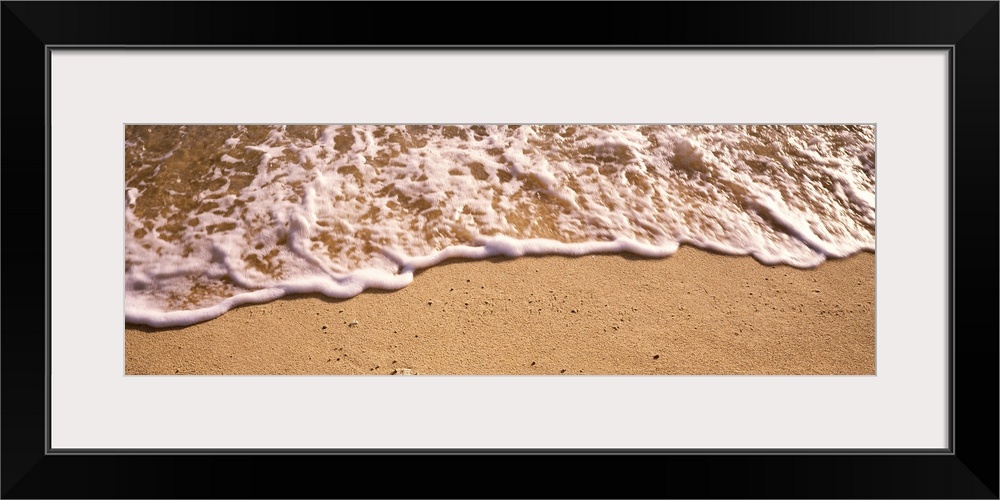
[{"left": 124, "top": 125, "right": 875, "bottom": 327}]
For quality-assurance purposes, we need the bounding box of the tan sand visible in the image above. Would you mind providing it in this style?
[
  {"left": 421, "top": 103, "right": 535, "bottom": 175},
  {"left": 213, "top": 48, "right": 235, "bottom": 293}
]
[{"left": 125, "top": 247, "right": 875, "bottom": 375}]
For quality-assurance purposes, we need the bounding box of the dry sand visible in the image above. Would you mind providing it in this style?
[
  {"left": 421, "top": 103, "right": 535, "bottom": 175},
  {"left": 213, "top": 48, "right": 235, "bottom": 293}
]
[{"left": 125, "top": 246, "right": 875, "bottom": 375}]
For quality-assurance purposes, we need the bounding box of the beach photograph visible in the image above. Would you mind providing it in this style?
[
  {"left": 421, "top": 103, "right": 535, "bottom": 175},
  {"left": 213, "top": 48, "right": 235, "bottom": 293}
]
[{"left": 124, "top": 124, "right": 875, "bottom": 375}]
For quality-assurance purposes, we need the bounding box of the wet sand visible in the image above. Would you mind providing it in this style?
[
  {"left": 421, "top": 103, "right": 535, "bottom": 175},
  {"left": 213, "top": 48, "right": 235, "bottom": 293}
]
[{"left": 125, "top": 246, "right": 875, "bottom": 375}]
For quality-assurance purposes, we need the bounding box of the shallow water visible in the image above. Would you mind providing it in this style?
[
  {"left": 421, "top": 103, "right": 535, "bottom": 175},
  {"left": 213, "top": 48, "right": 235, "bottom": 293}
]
[{"left": 125, "top": 124, "right": 874, "bottom": 326}]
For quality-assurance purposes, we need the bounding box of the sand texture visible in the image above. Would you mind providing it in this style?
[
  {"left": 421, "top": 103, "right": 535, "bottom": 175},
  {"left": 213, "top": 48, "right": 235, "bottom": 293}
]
[{"left": 125, "top": 247, "right": 875, "bottom": 375}]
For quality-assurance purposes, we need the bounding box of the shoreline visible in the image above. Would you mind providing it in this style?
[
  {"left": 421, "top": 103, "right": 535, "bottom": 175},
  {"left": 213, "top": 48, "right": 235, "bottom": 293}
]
[{"left": 125, "top": 246, "right": 875, "bottom": 375}]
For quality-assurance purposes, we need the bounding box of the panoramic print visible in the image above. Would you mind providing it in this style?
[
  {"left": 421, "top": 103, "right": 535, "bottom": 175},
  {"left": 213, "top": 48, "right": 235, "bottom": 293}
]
[{"left": 125, "top": 125, "right": 875, "bottom": 375}]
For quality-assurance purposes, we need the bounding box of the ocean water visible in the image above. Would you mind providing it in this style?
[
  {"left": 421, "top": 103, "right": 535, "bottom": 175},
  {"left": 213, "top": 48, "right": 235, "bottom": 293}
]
[{"left": 125, "top": 125, "right": 875, "bottom": 327}]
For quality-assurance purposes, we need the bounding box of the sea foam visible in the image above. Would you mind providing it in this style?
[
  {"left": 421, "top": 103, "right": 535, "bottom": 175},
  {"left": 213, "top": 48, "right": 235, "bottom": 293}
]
[{"left": 125, "top": 125, "right": 875, "bottom": 327}]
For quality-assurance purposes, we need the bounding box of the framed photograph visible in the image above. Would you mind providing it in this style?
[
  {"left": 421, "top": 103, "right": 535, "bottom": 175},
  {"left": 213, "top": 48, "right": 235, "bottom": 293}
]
[{"left": 4, "top": 2, "right": 996, "bottom": 498}]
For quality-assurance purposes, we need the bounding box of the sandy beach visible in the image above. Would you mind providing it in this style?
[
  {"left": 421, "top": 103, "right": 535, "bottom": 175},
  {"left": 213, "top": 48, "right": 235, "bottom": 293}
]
[{"left": 125, "top": 247, "right": 875, "bottom": 375}]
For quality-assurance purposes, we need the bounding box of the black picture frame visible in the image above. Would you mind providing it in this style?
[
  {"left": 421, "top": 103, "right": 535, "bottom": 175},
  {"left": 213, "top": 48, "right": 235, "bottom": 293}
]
[{"left": 3, "top": 2, "right": 997, "bottom": 498}]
